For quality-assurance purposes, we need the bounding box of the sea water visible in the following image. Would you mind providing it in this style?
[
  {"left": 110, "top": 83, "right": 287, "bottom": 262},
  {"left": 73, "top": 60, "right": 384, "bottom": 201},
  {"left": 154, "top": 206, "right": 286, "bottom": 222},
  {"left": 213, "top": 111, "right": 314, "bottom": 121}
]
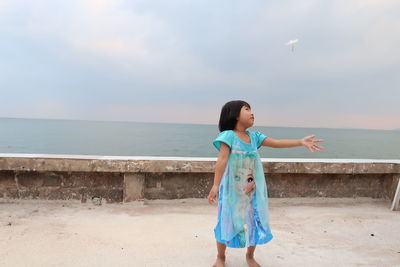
[{"left": 0, "top": 117, "right": 399, "bottom": 159}]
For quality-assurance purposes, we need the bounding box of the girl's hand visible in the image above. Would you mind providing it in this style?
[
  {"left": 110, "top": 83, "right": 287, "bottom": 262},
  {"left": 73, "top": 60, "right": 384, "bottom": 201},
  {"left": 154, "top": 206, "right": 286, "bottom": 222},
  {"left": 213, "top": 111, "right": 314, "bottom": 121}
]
[
  {"left": 207, "top": 185, "right": 219, "bottom": 205},
  {"left": 300, "top": 134, "right": 325, "bottom": 153}
]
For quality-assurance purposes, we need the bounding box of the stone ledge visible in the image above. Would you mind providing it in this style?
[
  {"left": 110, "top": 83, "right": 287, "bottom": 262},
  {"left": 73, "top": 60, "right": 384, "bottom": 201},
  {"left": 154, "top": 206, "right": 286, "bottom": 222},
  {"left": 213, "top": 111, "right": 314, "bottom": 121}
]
[
  {"left": 1, "top": 153, "right": 399, "bottom": 174},
  {"left": 0, "top": 153, "right": 399, "bottom": 203}
]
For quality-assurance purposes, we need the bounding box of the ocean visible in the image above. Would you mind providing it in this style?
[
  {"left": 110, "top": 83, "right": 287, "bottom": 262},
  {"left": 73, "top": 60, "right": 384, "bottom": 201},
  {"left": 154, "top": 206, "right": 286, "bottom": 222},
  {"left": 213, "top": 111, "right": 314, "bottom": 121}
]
[{"left": 0, "top": 117, "right": 399, "bottom": 159}]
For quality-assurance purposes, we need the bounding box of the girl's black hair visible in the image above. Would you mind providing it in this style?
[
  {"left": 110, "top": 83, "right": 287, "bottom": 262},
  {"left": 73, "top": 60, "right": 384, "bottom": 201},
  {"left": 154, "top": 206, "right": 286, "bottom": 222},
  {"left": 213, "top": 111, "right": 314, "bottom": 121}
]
[{"left": 218, "top": 100, "right": 251, "bottom": 132}]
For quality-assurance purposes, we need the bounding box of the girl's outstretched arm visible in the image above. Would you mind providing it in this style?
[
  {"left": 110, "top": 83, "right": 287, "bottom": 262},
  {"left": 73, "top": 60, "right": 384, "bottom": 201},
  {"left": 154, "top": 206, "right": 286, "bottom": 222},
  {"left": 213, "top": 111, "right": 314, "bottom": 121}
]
[{"left": 261, "top": 135, "right": 324, "bottom": 152}]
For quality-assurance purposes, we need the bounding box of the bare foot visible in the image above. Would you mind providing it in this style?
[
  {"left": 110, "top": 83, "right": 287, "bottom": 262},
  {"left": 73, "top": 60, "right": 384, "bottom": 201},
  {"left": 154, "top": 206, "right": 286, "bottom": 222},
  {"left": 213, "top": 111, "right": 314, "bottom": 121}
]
[
  {"left": 212, "top": 255, "right": 225, "bottom": 267},
  {"left": 246, "top": 254, "right": 261, "bottom": 267}
]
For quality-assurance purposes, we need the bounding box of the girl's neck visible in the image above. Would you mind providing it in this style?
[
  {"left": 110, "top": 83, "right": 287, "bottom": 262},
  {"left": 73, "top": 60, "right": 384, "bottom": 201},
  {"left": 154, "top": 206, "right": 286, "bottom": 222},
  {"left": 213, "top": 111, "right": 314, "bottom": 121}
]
[{"left": 234, "top": 125, "right": 247, "bottom": 133}]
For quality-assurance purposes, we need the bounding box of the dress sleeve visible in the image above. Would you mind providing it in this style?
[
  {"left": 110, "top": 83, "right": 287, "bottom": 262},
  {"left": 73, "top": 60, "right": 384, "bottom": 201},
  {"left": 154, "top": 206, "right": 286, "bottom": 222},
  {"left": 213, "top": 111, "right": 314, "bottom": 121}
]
[
  {"left": 255, "top": 131, "right": 268, "bottom": 149},
  {"left": 213, "top": 130, "right": 233, "bottom": 151}
]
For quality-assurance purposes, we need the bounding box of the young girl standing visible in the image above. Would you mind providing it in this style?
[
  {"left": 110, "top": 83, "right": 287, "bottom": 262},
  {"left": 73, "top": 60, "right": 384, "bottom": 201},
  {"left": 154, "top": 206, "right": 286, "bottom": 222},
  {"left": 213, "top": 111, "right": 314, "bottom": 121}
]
[{"left": 208, "top": 100, "right": 324, "bottom": 267}]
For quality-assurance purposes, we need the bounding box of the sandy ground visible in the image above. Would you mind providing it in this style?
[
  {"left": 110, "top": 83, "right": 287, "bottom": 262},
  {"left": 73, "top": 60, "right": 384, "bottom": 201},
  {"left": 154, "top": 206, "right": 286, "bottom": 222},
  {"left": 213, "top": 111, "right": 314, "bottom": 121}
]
[{"left": 0, "top": 197, "right": 399, "bottom": 267}]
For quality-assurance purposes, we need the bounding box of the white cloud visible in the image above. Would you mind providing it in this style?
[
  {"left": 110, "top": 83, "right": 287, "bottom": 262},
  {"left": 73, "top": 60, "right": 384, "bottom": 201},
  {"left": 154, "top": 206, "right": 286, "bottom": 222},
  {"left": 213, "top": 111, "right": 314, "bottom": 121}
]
[
  {"left": 20, "top": 0, "right": 275, "bottom": 89},
  {"left": 22, "top": 1, "right": 219, "bottom": 86},
  {"left": 296, "top": 1, "right": 400, "bottom": 75},
  {"left": 17, "top": 0, "right": 400, "bottom": 90}
]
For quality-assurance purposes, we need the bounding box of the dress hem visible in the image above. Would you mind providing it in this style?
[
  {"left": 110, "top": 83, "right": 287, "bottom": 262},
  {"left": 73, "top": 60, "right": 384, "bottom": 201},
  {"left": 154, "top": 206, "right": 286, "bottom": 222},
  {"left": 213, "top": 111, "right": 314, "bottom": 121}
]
[{"left": 214, "top": 234, "right": 273, "bottom": 249}]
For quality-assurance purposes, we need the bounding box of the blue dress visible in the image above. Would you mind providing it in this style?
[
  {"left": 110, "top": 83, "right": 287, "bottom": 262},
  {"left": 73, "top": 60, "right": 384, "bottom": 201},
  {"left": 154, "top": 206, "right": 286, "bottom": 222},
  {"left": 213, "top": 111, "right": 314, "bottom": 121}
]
[{"left": 213, "top": 130, "right": 273, "bottom": 248}]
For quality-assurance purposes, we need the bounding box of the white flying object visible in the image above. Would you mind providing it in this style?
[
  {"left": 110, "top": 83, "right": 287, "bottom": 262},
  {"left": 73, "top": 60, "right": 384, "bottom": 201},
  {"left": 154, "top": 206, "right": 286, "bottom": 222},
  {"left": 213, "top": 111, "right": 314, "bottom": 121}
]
[{"left": 286, "top": 39, "right": 298, "bottom": 52}]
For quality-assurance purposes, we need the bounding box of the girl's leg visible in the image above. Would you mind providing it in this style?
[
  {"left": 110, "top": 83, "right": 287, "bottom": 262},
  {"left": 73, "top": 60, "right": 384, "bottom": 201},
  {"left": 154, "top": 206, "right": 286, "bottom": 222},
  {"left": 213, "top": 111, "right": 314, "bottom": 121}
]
[
  {"left": 246, "top": 245, "right": 261, "bottom": 267},
  {"left": 246, "top": 245, "right": 256, "bottom": 257},
  {"left": 212, "top": 241, "right": 226, "bottom": 267},
  {"left": 216, "top": 240, "right": 226, "bottom": 258}
]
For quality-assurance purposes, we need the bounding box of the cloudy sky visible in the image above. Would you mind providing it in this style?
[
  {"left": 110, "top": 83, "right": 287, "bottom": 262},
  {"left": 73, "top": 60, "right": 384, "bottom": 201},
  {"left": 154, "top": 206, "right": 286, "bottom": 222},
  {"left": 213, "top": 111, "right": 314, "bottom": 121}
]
[{"left": 0, "top": 0, "right": 399, "bottom": 130}]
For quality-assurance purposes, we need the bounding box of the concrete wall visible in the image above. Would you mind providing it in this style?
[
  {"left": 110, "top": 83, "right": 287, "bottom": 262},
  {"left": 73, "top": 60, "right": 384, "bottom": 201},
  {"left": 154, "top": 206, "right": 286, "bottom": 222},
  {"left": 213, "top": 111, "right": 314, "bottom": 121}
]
[{"left": 0, "top": 153, "right": 399, "bottom": 203}]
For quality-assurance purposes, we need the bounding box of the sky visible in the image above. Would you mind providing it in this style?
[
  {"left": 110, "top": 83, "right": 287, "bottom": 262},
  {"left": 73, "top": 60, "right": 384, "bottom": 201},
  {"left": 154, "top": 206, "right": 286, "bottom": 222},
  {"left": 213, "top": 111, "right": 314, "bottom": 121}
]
[{"left": 0, "top": 0, "right": 399, "bottom": 130}]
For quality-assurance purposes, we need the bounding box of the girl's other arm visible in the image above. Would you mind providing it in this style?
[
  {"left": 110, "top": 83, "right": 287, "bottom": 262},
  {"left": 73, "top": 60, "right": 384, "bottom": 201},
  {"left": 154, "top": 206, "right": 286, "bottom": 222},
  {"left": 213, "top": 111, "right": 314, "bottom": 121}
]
[
  {"left": 213, "top": 142, "right": 230, "bottom": 187},
  {"left": 261, "top": 135, "right": 324, "bottom": 152},
  {"left": 207, "top": 142, "right": 230, "bottom": 204}
]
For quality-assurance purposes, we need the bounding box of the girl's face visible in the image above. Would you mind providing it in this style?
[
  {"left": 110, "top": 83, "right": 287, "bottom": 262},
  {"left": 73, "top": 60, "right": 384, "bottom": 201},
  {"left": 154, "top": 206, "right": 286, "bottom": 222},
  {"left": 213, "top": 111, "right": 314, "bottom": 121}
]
[{"left": 236, "top": 105, "right": 254, "bottom": 128}]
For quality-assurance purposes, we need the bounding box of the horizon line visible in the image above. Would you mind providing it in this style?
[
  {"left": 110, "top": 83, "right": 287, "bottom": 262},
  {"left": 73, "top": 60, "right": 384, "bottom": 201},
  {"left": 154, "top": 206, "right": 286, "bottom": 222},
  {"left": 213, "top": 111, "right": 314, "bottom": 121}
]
[{"left": 0, "top": 116, "right": 398, "bottom": 131}]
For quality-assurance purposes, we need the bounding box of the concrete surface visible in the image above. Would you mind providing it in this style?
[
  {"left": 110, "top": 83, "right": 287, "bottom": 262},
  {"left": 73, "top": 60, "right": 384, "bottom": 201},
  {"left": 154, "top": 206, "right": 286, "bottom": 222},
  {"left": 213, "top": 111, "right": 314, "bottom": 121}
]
[{"left": 0, "top": 197, "right": 399, "bottom": 267}]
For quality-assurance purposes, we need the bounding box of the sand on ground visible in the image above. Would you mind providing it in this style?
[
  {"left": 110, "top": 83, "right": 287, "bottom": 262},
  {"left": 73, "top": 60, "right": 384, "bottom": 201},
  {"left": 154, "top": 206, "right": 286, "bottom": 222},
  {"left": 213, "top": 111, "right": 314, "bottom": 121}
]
[{"left": 1, "top": 197, "right": 399, "bottom": 267}]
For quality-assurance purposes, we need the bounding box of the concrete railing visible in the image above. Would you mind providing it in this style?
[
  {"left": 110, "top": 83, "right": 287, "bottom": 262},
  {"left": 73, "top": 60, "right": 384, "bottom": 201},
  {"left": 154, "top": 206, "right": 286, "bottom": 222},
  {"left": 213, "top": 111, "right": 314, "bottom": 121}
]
[{"left": 0, "top": 153, "right": 399, "bottom": 205}]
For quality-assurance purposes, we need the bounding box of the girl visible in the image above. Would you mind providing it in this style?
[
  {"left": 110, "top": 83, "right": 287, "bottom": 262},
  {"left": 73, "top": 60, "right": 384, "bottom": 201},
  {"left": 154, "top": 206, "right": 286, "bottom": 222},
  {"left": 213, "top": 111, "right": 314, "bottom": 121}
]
[{"left": 208, "top": 100, "right": 324, "bottom": 267}]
